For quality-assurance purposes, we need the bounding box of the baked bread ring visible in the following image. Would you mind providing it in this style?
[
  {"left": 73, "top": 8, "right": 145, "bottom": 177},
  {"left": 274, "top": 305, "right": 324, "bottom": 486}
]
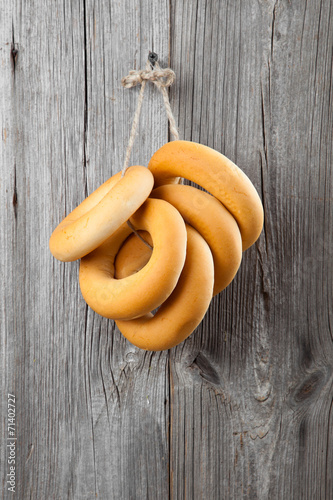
[
  {"left": 115, "top": 224, "right": 214, "bottom": 351},
  {"left": 148, "top": 140, "right": 264, "bottom": 250},
  {"left": 150, "top": 184, "right": 242, "bottom": 296},
  {"left": 49, "top": 166, "right": 154, "bottom": 262},
  {"left": 79, "top": 198, "right": 187, "bottom": 320}
]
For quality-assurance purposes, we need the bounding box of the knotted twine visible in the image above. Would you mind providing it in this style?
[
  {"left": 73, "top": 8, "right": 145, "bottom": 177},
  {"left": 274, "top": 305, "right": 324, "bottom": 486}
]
[
  {"left": 121, "top": 53, "right": 179, "bottom": 176},
  {"left": 120, "top": 53, "right": 180, "bottom": 249}
]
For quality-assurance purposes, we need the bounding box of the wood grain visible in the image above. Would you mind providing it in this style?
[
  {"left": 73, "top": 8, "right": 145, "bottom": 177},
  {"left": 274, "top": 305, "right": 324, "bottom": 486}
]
[
  {"left": 1, "top": 0, "right": 332, "bottom": 499},
  {"left": 169, "top": 0, "right": 333, "bottom": 498},
  {"left": 1, "top": 1, "right": 170, "bottom": 498}
]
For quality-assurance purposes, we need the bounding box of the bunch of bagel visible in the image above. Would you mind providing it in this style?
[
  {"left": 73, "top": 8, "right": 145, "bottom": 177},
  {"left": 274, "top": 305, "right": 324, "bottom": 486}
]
[{"left": 49, "top": 141, "right": 264, "bottom": 351}]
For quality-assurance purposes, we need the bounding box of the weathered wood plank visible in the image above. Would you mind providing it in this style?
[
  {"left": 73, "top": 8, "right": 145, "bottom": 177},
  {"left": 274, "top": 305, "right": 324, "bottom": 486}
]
[
  {"left": 1, "top": 0, "right": 171, "bottom": 498},
  {"left": 77, "top": 1, "right": 171, "bottom": 499},
  {"left": 169, "top": 0, "right": 333, "bottom": 499},
  {"left": 1, "top": 6, "right": 20, "bottom": 498}
]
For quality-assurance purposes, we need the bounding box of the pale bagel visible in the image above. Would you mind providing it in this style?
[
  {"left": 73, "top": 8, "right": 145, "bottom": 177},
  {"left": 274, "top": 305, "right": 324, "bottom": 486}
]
[
  {"left": 115, "top": 224, "right": 214, "bottom": 351},
  {"left": 49, "top": 166, "right": 154, "bottom": 262},
  {"left": 151, "top": 184, "right": 242, "bottom": 295},
  {"left": 79, "top": 198, "right": 187, "bottom": 320},
  {"left": 148, "top": 140, "right": 263, "bottom": 250}
]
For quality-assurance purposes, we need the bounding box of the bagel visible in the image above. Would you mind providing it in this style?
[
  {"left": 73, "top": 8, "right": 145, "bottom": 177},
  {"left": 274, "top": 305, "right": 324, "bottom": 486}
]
[
  {"left": 115, "top": 224, "right": 214, "bottom": 351},
  {"left": 79, "top": 198, "right": 187, "bottom": 320},
  {"left": 148, "top": 140, "right": 263, "bottom": 250},
  {"left": 150, "top": 184, "right": 242, "bottom": 295},
  {"left": 49, "top": 166, "right": 154, "bottom": 262}
]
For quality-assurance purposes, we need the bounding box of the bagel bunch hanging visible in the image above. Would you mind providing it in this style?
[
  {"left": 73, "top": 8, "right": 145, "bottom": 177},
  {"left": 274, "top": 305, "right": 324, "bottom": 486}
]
[{"left": 49, "top": 140, "right": 264, "bottom": 351}]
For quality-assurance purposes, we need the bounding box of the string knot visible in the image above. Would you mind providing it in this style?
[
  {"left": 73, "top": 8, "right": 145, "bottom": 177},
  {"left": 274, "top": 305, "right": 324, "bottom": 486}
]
[{"left": 121, "top": 66, "right": 176, "bottom": 89}]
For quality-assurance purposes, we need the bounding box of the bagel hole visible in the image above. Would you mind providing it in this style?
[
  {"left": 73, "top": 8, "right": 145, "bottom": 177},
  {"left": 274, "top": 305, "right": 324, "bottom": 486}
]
[
  {"left": 183, "top": 178, "right": 210, "bottom": 194},
  {"left": 151, "top": 305, "right": 161, "bottom": 317},
  {"left": 114, "top": 230, "right": 153, "bottom": 279},
  {"left": 168, "top": 179, "right": 221, "bottom": 213},
  {"left": 180, "top": 178, "right": 233, "bottom": 216}
]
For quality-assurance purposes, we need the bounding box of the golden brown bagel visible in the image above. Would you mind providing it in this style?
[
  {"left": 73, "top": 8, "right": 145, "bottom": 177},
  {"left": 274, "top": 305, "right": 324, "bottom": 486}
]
[
  {"left": 115, "top": 224, "right": 214, "bottom": 351},
  {"left": 150, "top": 184, "right": 242, "bottom": 295},
  {"left": 79, "top": 198, "right": 187, "bottom": 320},
  {"left": 148, "top": 140, "right": 263, "bottom": 250},
  {"left": 49, "top": 166, "right": 154, "bottom": 262}
]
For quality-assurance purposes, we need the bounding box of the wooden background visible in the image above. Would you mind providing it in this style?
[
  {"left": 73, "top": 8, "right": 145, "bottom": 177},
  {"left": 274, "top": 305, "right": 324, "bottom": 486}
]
[{"left": 1, "top": 0, "right": 332, "bottom": 498}]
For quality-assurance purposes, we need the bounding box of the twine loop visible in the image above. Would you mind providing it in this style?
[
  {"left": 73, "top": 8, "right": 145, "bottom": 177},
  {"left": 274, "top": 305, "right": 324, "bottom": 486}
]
[
  {"left": 120, "top": 53, "right": 180, "bottom": 249},
  {"left": 121, "top": 54, "right": 179, "bottom": 177}
]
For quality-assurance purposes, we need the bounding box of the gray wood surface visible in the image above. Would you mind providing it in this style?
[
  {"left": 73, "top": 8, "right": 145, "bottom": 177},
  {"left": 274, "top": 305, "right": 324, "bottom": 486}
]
[{"left": 1, "top": 0, "right": 332, "bottom": 499}]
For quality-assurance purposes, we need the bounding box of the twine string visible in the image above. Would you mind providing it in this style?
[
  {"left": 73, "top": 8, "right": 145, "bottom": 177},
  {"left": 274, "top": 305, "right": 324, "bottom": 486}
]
[
  {"left": 121, "top": 53, "right": 179, "bottom": 176},
  {"left": 120, "top": 53, "right": 179, "bottom": 251}
]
